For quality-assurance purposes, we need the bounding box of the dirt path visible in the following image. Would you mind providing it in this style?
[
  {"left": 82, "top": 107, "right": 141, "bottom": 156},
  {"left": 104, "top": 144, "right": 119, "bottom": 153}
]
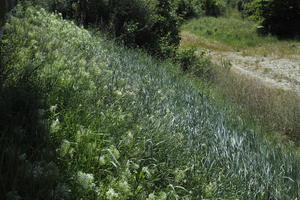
[
  {"left": 207, "top": 50, "right": 300, "bottom": 94},
  {"left": 181, "top": 31, "right": 300, "bottom": 96}
]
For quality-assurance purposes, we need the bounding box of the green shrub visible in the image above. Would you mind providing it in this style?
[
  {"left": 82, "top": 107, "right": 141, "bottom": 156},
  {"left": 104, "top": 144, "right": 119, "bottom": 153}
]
[
  {"left": 174, "top": 0, "right": 228, "bottom": 18},
  {"left": 201, "top": 0, "right": 226, "bottom": 16},
  {"left": 175, "top": 0, "right": 202, "bottom": 19},
  {"left": 175, "top": 47, "right": 213, "bottom": 79},
  {"left": 148, "top": 0, "right": 180, "bottom": 58}
]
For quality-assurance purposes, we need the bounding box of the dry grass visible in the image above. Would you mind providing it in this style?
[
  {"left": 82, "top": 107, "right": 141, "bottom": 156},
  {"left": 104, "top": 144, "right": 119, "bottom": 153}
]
[
  {"left": 180, "top": 31, "right": 234, "bottom": 52},
  {"left": 242, "top": 42, "right": 300, "bottom": 59},
  {"left": 214, "top": 67, "right": 300, "bottom": 143}
]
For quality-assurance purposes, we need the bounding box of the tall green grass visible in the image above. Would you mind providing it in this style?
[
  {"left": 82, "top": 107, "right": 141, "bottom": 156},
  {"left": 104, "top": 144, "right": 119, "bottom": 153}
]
[
  {"left": 182, "top": 14, "right": 278, "bottom": 49},
  {"left": 1, "top": 5, "right": 300, "bottom": 199}
]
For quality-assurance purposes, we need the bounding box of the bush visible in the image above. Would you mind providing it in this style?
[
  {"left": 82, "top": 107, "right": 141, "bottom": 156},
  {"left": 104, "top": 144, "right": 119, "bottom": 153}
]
[
  {"left": 175, "top": 0, "right": 202, "bottom": 19},
  {"left": 148, "top": 0, "right": 180, "bottom": 58},
  {"left": 174, "top": 0, "right": 227, "bottom": 18},
  {"left": 201, "top": 0, "right": 226, "bottom": 16},
  {"left": 175, "top": 47, "right": 212, "bottom": 79}
]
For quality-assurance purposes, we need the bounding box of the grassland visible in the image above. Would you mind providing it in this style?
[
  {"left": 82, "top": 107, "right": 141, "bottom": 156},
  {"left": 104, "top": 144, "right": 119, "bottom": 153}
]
[
  {"left": 182, "top": 11, "right": 300, "bottom": 58},
  {"left": 1, "top": 6, "right": 300, "bottom": 199}
]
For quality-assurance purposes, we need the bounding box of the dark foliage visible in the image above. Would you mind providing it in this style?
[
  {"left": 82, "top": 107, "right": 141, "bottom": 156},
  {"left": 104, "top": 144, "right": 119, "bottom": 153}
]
[
  {"left": 175, "top": 0, "right": 198, "bottom": 19},
  {"left": 27, "top": 0, "right": 180, "bottom": 59},
  {"left": 0, "top": 65, "right": 67, "bottom": 199},
  {"left": 201, "top": 0, "right": 225, "bottom": 17},
  {"left": 240, "top": 0, "right": 300, "bottom": 38},
  {"left": 175, "top": 47, "right": 213, "bottom": 79},
  {"left": 261, "top": 0, "right": 300, "bottom": 38}
]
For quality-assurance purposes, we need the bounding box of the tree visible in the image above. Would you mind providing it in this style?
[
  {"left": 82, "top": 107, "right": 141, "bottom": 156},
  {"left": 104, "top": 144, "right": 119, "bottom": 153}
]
[
  {"left": 242, "top": 0, "right": 300, "bottom": 37},
  {"left": 261, "top": 0, "right": 300, "bottom": 37}
]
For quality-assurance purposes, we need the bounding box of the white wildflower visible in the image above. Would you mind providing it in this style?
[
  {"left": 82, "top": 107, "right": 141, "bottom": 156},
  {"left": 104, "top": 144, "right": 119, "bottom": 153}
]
[
  {"left": 106, "top": 188, "right": 119, "bottom": 200},
  {"left": 50, "top": 118, "right": 60, "bottom": 133},
  {"left": 99, "top": 155, "right": 106, "bottom": 165},
  {"left": 59, "top": 139, "right": 71, "bottom": 157},
  {"left": 117, "top": 180, "right": 131, "bottom": 194},
  {"left": 157, "top": 192, "right": 167, "bottom": 200},
  {"left": 174, "top": 168, "right": 186, "bottom": 183},
  {"left": 146, "top": 193, "right": 156, "bottom": 200},
  {"left": 76, "top": 171, "right": 95, "bottom": 191},
  {"left": 50, "top": 104, "right": 57, "bottom": 113},
  {"left": 114, "top": 90, "right": 123, "bottom": 96}
]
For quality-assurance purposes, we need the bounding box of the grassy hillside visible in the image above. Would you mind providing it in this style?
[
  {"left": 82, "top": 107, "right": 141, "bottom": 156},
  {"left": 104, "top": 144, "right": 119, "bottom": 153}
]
[{"left": 1, "top": 6, "right": 300, "bottom": 199}]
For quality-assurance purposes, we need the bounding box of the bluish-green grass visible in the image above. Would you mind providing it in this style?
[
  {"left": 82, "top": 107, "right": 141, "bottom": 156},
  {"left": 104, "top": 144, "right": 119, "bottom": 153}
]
[{"left": 1, "top": 6, "right": 299, "bottom": 199}]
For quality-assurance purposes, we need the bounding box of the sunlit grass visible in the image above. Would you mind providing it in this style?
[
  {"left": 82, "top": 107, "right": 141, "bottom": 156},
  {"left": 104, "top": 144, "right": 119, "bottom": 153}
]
[
  {"left": 182, "top": 12, "right": 300, "bottom": 57},
  {"left": 1, "top": 5, "right": 300, "bottom": 199}
]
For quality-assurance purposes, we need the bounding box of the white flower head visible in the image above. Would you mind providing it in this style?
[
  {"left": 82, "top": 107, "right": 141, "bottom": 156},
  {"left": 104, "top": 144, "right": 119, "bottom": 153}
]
[
  {"left": 114, "top": 90, "right": 123, "bottom": 96},
  {"left": 76, "top": 171, "right": 95, "bottom": 191},
  {"left": 157, "top": 192, "right": 167, "bottom": 200},
  {"left": 50, "top": 118, "right": 60, "bottom": 133},
  {"left": 174, "top": 168, "right": 186, "bottom": 183},
  {"left": 106, "top": 188, "right": 119, "bottom": 200},
  {"left": 117, "top": 180, "right": 131, "bottom": 194},
  {"left": 146, "top": 193, "right": 156, "bottom": 200},
  {"left": 99, "top": 155, "right": 106, "bottom": 165},
  {"left": 59, "top": 139, "right": 71, "bottom": 157}
]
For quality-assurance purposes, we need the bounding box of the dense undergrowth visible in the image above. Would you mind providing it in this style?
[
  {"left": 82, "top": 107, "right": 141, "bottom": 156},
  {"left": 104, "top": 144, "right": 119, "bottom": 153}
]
[{"left": 1, "top": 6, "right": 300, "bottom": 199}]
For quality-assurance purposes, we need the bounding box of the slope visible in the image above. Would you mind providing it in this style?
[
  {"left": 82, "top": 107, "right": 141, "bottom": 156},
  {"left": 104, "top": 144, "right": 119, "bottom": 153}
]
[{"left": 0, "top": 6, "right": 300, "bottom": 199}]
